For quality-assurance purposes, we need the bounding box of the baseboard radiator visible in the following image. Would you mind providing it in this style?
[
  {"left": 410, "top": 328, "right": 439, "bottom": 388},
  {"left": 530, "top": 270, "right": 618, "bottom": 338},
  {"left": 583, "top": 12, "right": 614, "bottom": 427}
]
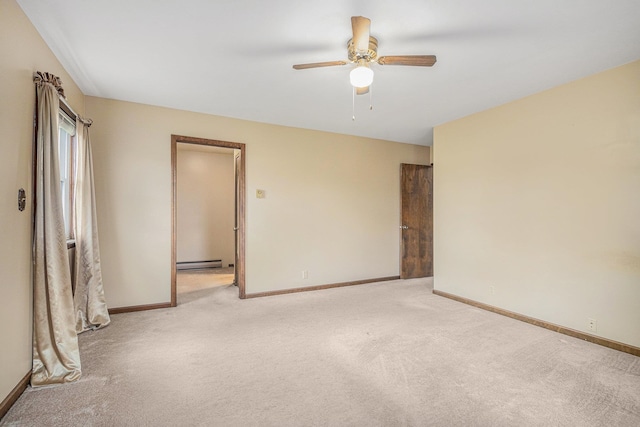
[{"left": 176, "top": 259, "right": 222, "bottom": 271}]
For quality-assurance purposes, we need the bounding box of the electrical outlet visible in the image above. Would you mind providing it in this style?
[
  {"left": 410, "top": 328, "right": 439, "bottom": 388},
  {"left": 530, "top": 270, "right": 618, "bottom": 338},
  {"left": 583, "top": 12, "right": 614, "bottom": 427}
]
[
  {"left": 489, "top": 286, "right": 495, "bottom": 295},
  {"left": 588, "top": 318, "right": 597, "bottom": 332},
  {"left": 302, "top": 270, "right": 308, "bottom": 279}
]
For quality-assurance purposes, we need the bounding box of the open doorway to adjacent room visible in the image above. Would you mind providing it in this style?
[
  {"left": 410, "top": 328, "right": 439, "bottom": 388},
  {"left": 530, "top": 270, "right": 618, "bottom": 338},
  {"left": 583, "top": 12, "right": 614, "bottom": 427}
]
[{"left": 171, "top": 135, "right": 246, "bottom": 305}]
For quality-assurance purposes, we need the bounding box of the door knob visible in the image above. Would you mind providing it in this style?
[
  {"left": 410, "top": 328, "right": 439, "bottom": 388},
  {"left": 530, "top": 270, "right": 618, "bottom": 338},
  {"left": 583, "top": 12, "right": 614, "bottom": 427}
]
[{"left": 400, "top": 225, "right": 408, "bottom": 230}]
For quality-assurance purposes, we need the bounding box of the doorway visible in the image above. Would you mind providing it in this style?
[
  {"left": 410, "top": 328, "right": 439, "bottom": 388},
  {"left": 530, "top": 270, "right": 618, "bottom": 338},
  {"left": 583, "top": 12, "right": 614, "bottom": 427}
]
[
  {"left": 400, "top": 163, "right": 433, "bottom": 278},
  {"left": 171, "top": 135, "right": 246, "bottom": 305}
]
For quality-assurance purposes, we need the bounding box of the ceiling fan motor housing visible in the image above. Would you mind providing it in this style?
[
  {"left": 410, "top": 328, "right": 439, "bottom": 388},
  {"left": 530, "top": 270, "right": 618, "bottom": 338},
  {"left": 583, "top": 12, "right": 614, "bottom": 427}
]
[{"left": 347, "top": 36, "right": 378, "bottom": 62}]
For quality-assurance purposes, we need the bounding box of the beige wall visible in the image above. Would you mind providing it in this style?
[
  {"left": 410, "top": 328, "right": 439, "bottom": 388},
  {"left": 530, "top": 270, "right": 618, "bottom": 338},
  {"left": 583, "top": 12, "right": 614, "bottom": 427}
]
[
  {"left": 85, "top": 96, "right": 429, "bottom": 306},
  {"left": 433, "top": 60, "right": 640, "bottom": 348},
  {"left": 0, "top": 0, "right": 85, "bottom": 405},
  {"left": 177, "top": 147, "right": 235, "bottom": 266}
]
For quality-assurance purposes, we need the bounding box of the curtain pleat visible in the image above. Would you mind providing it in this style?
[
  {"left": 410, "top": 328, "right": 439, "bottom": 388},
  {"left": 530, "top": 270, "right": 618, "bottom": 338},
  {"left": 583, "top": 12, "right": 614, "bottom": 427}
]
[
  {"left": 73, "top": 118, "right": 110, "bottom": 332},
  {"left": 32, "top": 72, "right": 82, "bottom": 386}
]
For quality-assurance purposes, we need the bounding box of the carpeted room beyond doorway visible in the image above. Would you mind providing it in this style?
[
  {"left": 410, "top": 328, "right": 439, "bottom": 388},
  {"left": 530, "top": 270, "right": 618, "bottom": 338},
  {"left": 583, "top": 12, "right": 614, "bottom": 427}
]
[
  {"left": 2, "top": 278, "right": 639, "bottom": 426},
  {"left": 177, "top": 267, "right": 235, "bottom": 295}
]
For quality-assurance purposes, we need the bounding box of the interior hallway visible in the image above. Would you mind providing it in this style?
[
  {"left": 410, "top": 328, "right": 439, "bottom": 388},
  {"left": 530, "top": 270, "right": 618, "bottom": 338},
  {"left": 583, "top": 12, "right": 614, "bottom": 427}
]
[{"left": 176, "top": 267, "right": 235, "bottom": 295}]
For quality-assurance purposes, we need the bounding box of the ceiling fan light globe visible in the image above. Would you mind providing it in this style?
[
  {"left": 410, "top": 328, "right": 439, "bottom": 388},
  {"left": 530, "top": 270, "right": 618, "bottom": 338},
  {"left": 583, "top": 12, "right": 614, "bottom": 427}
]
[{"left": 350, "top": 66, "right": 374, "bottom": 88}]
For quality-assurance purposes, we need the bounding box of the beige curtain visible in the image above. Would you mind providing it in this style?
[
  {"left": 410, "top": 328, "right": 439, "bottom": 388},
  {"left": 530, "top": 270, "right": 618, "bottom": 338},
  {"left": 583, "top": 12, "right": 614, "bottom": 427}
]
[
  {"left": 32, "top": 72, "right": 81, "bottom": 386},
  {"left": 73, "top": 117, "right": 110, "bottom": 332}
]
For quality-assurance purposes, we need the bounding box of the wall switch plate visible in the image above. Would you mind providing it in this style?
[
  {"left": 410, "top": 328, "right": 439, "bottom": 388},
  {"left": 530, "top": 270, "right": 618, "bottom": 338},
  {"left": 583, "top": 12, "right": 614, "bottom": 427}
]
[{"left": 256, "top": 189, "right": 265, "bottom": 199}]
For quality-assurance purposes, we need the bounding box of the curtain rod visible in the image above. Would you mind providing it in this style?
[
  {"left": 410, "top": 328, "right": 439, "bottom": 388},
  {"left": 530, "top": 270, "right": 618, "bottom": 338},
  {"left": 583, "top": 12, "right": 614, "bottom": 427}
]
[{"left": 60, "top": 95, "right": 92, "bottom": 127}]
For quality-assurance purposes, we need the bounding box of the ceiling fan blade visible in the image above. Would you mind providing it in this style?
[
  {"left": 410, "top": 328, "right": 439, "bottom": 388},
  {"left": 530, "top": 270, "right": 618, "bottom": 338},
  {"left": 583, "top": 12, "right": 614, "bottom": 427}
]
[
  {"left": 377, "top": 55, "right": 437, "bottom": 66},
  {"left": 351, "top": 16, "right": 371, "bottom": 53},
  {"left": 356, "top": 86, "right": 369, "bottom": 95},
  {"left": 292, "top": 61, "right": 348, "bottom": 70}
]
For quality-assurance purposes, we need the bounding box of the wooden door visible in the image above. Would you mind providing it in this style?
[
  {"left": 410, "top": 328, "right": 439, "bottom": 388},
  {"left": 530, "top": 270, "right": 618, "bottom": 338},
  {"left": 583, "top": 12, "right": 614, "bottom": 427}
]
[{"left": 400, "top": 164, "right": 433, "bottom": 278}]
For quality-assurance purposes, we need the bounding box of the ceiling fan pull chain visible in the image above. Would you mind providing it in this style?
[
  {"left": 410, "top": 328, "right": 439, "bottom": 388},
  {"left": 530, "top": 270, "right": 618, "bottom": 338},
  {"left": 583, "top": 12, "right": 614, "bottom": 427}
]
[
  {"left": 369, "top": 85, "right": 373, "bottom": 110},
  {"left": 352, "top": 87, "right": 356, "bottom": 121}
]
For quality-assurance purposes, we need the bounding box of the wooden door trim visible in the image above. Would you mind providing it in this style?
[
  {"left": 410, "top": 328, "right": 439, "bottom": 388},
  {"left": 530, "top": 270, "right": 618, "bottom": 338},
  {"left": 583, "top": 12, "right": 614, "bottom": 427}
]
[{"left": 171, "top": 134, "right": 246, "bottom": 305}]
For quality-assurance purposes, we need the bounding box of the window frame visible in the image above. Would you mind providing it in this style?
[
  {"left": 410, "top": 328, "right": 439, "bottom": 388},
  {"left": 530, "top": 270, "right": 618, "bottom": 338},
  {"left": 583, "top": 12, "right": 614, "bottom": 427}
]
[{"left": 58, "top": 102, "right": 77, "bottom": 242}]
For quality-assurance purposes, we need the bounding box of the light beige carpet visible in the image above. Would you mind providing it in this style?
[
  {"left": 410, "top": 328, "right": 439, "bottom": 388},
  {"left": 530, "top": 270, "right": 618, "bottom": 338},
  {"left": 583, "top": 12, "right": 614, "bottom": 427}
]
[
  {"left": 2, "top": 278, "right": 639, "bottom": 426},
  {"left": 177, "top": 267, "right": 235, "bottom": 294}
]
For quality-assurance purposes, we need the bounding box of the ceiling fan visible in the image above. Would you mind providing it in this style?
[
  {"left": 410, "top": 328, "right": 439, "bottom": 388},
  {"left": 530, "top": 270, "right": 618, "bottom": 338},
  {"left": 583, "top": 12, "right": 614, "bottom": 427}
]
[{"left": 293, "top": 16, "right": 437, "bottom": 95}]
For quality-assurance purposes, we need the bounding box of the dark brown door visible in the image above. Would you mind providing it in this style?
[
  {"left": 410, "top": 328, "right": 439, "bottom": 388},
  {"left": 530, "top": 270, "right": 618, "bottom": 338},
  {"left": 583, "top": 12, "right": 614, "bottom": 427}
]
[{"left": 400, "top": 164, "right": 433, "bottom": 278}]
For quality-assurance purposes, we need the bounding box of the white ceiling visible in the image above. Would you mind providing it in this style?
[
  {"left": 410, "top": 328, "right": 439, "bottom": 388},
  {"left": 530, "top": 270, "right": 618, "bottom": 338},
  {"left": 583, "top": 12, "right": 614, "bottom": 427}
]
[{"left": 18, "top": 0, "right": 640, "bottom": 146}]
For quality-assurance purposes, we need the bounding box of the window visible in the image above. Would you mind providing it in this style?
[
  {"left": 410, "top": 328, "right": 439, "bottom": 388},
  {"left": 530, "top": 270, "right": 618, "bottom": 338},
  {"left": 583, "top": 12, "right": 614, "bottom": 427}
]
[{"left": 58, "top": 105, "right": 76, "bottom": 240}]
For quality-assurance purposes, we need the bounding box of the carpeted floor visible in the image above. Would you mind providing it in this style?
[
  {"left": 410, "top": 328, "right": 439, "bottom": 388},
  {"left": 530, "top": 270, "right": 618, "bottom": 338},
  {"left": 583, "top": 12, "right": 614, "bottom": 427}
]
[
  {"left": 2, "top": 278, "right": 639, "bottom": 426},
  {"left": 177, "top": 267, "right": 235, "bottom": 294}
]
